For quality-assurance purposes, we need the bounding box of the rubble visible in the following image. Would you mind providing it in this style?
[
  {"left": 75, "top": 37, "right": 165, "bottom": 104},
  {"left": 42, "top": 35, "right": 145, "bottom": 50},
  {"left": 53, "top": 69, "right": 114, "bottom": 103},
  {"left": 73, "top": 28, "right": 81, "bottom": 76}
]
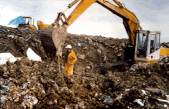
[
  {"left": 26, "top": 48, "right": 42, "bottom": 62},
  {"left": 0, "top": 53, "right": 21, "bottom": 65},
  {"left": 21, "top": 95, "right": 38, "bottom": 109},
  {"left": 0, "top": 54, "right": 168, "bottom": 108},
  {"left": 0, "top": 25, "right": 169, "bottom": 108},
  {"left": 134, "top": 99, "right": 144, "bottom": 106},
  {"left": 157, "top": 99, "right": 169, "bottom": 103},
  {"left": 104, "top": 96, "right": 114, "bottom": 104}
]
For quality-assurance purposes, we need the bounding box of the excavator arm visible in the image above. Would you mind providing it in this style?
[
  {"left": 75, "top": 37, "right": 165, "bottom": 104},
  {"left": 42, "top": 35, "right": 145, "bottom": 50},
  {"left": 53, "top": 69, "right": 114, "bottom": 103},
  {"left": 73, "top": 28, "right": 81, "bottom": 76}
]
[
  {"left": 39, "top": 0, "right": 163, "bottom": 63},
  {"left": 55, "top": 0, "right": 141, "bottom": 45}
]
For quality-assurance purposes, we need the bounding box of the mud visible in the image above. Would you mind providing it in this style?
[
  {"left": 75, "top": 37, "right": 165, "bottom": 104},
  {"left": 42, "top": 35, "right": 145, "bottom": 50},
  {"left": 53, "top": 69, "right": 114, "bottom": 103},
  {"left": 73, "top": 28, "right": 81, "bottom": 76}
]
[{"left": 0, "top": 25, "right": 169, "bottom": 109}]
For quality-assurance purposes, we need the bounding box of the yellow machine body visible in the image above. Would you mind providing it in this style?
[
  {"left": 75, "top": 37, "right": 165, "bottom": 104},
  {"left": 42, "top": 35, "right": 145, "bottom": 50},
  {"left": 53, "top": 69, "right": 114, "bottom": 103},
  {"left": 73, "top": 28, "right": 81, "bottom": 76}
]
[
  {"left": 18, "top": 16, "right": 50, "bottom": 30},
  {"left": 37, "top": 20, "right": 50, "bottom": 30},
  {"left": 38, "top": 0, "right": 168, "bottom": 62}
]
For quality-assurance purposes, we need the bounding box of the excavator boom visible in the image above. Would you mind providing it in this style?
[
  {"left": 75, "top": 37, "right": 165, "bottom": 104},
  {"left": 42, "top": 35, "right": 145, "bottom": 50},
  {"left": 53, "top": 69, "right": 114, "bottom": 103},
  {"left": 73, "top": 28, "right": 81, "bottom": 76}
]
[
  {"left": 40, "top": 0, "right": 164, "bottom": 63},
  {"left": 38, "top": 0, "right": 142, "bottom": 60},
  {"left": 55, "top": 0, "right": 140, "bottom": 45}
]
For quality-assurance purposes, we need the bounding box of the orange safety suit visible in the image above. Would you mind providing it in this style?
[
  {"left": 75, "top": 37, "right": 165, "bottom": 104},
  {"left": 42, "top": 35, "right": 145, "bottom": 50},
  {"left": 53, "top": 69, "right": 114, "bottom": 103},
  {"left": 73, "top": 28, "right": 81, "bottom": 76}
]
[{"left": 64, "top": 50, "right": 77, "bottom": 75}]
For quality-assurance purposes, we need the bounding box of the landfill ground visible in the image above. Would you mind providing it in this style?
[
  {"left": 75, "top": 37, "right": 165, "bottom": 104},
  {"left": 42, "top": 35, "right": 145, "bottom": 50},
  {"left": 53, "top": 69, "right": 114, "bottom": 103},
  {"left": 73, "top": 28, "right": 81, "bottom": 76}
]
[{"left": 0, "top": 25, "right": 169, "bottom": 109}]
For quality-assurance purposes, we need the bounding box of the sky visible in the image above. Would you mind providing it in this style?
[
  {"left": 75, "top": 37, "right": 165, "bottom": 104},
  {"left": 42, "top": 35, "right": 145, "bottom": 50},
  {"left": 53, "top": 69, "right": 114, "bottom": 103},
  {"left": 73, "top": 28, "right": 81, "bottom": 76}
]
[{"left": 0, "top": 0, "right": 169, "bottom": 42}]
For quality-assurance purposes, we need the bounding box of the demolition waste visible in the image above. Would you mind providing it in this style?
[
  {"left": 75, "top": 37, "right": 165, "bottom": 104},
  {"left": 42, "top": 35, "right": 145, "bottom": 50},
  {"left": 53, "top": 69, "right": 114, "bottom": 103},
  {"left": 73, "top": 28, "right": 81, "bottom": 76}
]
[{"left": 0, "top": 25, "right": 169, "bottom": 109}]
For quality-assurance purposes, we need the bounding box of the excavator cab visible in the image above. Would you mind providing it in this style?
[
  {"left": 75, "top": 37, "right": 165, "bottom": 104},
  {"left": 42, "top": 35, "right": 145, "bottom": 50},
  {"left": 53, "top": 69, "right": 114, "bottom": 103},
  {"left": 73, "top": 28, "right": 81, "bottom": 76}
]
[{"left": 134, "top": 30, "right": 161, "bottom": 63}]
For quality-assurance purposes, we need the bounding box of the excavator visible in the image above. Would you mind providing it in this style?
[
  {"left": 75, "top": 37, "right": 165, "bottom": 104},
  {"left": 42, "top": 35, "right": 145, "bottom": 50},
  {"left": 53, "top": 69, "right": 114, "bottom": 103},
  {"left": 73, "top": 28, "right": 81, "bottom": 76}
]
[
  {"left": 39, "top": 0, "right": 169, "bottom": 64},
  {"left": 18, "top": 16, "right": 50, "bottom": 30}
]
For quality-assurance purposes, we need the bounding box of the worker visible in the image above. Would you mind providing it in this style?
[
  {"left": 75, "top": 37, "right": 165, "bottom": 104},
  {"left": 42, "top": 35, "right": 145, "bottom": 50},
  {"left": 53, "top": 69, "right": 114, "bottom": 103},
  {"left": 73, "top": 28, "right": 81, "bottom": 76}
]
[{"left": 64, "top": 44, "right": 77, "bottom": 75}]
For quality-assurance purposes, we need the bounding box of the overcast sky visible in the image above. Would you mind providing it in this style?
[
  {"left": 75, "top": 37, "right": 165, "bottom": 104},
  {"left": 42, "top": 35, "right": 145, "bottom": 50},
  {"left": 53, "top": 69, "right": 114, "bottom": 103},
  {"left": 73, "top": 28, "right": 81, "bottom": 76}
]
[{"left": 0, "top": 0, "right": 169, "bottom": 42}]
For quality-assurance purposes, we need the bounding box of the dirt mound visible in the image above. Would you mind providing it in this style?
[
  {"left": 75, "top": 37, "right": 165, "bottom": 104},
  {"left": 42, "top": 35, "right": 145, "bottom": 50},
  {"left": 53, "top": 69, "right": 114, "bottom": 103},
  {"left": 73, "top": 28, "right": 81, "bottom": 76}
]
[
  {"left": 0, "top": 25, "right": 129, "bottom": 74},
  {"left": 0, "top": 25, "right": 128, "bottom": 61},
  {"left": 0, "top": 25, "right": 49, "bottom": 60}
]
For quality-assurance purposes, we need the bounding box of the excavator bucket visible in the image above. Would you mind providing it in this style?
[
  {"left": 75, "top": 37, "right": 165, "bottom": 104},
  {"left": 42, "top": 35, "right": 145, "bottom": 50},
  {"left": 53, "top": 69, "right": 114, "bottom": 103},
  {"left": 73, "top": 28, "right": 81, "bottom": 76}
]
[
  {"left": 52, "top": 26, "right": 68, "bottom": 56},
  {"left": 52, "top": 27, "right": 68, "bottom": 73},
  {"left": 38, "top": 26, "right": 68, "bottom": 60}
]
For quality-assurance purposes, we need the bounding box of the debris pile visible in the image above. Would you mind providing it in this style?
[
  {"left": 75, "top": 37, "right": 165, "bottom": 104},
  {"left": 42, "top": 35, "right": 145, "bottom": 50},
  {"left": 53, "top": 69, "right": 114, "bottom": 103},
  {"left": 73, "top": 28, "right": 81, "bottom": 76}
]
[
  {"left": 0, "top": 57, "right": 169, "bottom": 108},
  {"left": 64, "top": 34, "right": 128, "bottom": 74},
  {"left": 0, "top": 25, "right": 129, "bottom": 73},
  {"left": 0, "top": 25, "right": 169, "bottom": 108},
  {"left": 0, "top": 25, "right": 128, "bottom": 62},
  {"left": 0, "top": 25, "right": 47, "bottom": 60}
]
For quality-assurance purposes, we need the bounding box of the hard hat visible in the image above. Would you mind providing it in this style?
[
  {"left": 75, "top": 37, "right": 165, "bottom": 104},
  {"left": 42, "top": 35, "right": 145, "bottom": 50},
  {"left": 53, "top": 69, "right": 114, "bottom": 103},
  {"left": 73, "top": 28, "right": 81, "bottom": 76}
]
[{"left": 65, "top": 44, "right": 72, "bottom": 49}]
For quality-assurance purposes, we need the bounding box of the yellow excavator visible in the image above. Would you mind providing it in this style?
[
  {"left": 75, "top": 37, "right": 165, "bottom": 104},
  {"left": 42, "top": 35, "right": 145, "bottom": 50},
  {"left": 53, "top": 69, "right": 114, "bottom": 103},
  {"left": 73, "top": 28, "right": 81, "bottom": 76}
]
[
  {"left": 18, "top": 16, "right": 50, "bottom": 30},
  {"left": 40, "top": 0, "right": 169, "bottom": 63}
]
